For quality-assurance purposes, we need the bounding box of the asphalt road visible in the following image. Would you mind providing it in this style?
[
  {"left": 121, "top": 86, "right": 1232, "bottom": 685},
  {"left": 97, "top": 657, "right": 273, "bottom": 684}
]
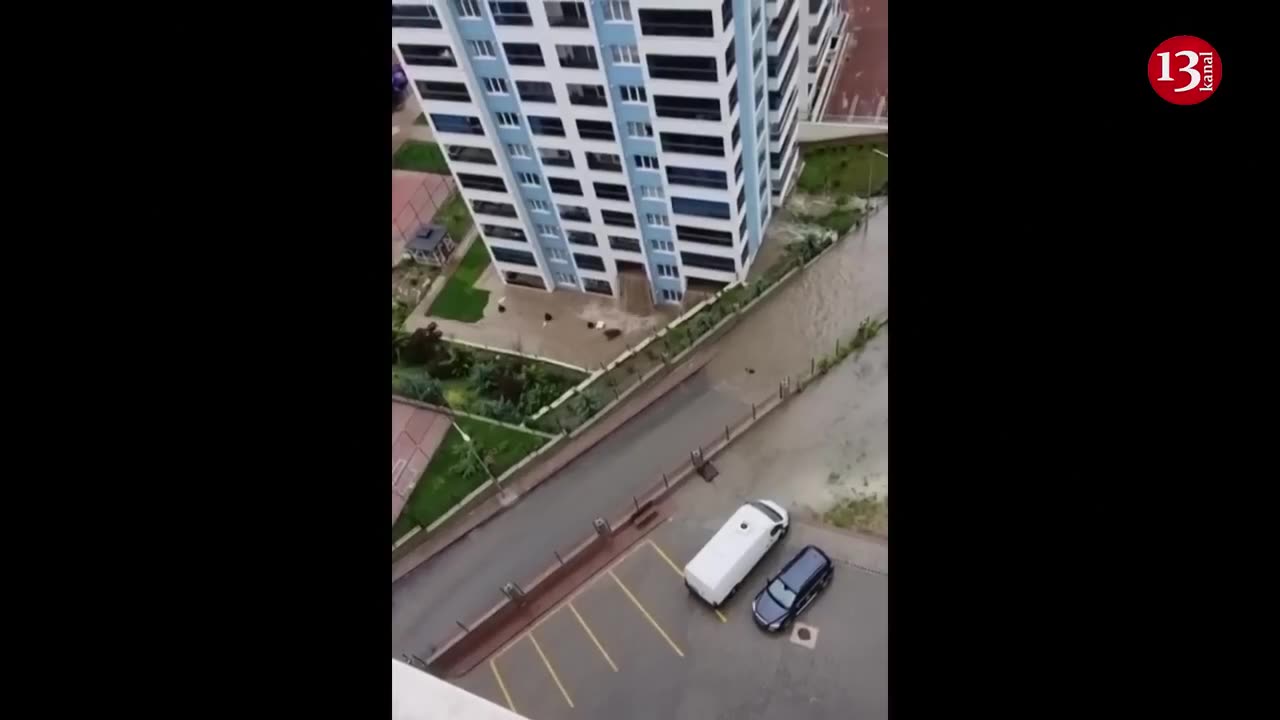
[{"left": 392, "top": 371, "right": 749, "bottom": 657}]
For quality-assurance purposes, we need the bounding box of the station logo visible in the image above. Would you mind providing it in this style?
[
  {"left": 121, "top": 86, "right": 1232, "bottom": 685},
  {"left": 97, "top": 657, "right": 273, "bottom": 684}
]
[{"left": 1148, "top": 35, "right": 1220, "bottom": 105}]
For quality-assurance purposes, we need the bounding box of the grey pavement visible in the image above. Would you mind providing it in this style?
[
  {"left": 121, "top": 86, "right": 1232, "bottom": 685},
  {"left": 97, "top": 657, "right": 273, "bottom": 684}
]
[{"left": 392, "top": 206, "right": 889, "bottom": 657}]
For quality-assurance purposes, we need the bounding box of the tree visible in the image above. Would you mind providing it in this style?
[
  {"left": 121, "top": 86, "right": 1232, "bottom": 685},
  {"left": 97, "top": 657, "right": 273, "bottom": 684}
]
[
  {"left": 400, "top": 323, "right": 444, "bottom": 366},
  {"left": 449, "top": 440, "right": 490, "bottom": 481}
]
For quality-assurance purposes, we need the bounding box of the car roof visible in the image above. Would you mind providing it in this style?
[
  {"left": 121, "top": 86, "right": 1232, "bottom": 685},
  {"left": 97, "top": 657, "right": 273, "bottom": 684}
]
[{"left": 778, "top": 546, "right": 830, "bottom": 587}]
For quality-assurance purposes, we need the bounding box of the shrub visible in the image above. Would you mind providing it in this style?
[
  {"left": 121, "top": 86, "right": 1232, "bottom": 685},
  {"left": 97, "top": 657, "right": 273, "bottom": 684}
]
[
  {"left": 603, "top": 328, "right": 622, "bottom": 340},
  {"left": 400, "top": 324, "right": 444, "bottom": 365}
]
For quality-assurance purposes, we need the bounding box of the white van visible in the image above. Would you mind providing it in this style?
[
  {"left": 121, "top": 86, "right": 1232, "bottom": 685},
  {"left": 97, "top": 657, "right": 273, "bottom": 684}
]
[{"left": 683, "top": 499, "right": 790, "bottom": 608}]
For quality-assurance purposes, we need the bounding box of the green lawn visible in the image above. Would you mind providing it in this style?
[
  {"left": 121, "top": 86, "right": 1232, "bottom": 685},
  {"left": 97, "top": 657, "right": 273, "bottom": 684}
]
[
  {"left": 427, "top": 235, "right": 490, "bottom": 322},
  {"left": 392, "top": 417, "right": 549, "bottom": 542},
  {"left": 393, "top": 140, "right": 449, "bottom": 174},
  {"left": 797, "top": 143, "right": 889, "bottom": 196},
  {"left": 436, "top": 193, "right": 474, "bottom": 243}
]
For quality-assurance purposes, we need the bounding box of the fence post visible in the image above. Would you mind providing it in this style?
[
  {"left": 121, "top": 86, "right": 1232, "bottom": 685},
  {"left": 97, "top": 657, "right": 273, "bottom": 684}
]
[
  {"left": 555, "top": 550, "right": 564, "bottom": 566},
  {"left": 811, "top": 357, "right": 816, "bottom": 375},
  {"left": 633, "top": 496, "right": 640, "bottom": 512},
  {"left": 456, "top": 620, "right": 469, "bottom": 634},
  {"left": 663, "top": 472, "right": 669, "bottom": 489},
  {"left": 752, "top": 402, "right": 757, "bottom": 420},
  {"left": 725, "top": 425, "right": 730, "bottom": 442}
]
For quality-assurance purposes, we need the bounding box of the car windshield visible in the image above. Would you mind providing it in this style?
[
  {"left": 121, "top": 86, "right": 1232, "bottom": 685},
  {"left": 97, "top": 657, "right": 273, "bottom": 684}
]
[{"left": 767, "top": 579, "right": 796, "bottom": 608}]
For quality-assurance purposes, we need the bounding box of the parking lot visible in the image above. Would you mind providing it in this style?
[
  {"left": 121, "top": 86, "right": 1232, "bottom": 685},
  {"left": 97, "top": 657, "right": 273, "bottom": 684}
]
[{"left": 450, "top": 511, "right": 887, "bottom": 720}]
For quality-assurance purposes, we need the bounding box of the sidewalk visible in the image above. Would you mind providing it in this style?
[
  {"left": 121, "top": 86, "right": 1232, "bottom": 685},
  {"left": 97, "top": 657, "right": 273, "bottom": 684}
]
[{"left": 391, "top": 344, "right": 717, "bottom": 584}]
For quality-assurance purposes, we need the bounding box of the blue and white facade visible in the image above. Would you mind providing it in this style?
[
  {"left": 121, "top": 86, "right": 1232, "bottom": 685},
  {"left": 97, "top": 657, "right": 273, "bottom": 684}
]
[{"left": 393, "top": 0, "right": 800, "bottom": 303}]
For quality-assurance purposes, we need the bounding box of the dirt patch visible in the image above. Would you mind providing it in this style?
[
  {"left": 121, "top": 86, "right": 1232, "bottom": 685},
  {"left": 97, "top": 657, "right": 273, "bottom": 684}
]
[{"left": 393, "top": 260, "right": 438, "bottom": 307}]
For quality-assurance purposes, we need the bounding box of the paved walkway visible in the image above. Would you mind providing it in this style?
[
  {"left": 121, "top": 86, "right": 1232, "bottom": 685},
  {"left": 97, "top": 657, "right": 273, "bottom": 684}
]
[
  {"left": 404, "top": 257, "right": 675, "bottom": 370},
  {"left": 392, "top": 401, "right": 452, "bottom": 523}
]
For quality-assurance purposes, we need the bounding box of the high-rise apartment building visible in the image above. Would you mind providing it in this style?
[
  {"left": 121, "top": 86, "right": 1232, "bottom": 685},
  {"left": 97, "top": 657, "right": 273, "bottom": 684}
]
[
  {"left": 392, "top": 0, "right": 800, "bottom": 303},
  {"left": 798, "top": 0, "right": 845, "bottom": 116}
]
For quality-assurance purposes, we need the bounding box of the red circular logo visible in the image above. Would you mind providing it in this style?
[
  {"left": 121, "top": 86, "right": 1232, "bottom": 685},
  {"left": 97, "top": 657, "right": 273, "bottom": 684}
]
[{"left": 1148, "top": 36, "right": 1220, "bottom": 105}]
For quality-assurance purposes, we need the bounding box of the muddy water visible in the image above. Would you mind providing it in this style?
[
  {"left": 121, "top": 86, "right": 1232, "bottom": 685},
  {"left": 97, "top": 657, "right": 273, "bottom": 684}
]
[{"left": 705, "top": 203, "right": 888, "bottom": 401}]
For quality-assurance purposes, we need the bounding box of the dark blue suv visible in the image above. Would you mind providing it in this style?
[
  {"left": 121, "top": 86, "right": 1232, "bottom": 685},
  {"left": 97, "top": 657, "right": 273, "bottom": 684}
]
[{"left": 751, "top": 545, "right": 834, "bottom": 632}]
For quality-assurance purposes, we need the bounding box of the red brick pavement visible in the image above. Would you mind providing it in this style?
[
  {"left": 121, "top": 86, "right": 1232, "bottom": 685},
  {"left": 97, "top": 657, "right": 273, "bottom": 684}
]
[
  {"left": 392, "top": 400, "right": 451, "bottom": 523},
  {"left": 824, "top": 0, "right": 888, "bottom": 120}
]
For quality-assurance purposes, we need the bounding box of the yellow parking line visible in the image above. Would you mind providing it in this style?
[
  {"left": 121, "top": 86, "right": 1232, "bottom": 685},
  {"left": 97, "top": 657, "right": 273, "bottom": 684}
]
[
  {"left": 568, "top": 601, "right": 619, "bottom": 672},
  {"left": 528, "top": 633, "right": 575, "bottom": 708},
  {"left": 647, "top": 539, "right": 685, "bottom": 576},
  {"left": 609, "top": 570, "right": 684, "bottom": 657},
  {"left": 490, "top": 659, "right": 517, "bottom": 714},
  {"left": 648, "top": 539, "right": 728, "bottom": 623}
]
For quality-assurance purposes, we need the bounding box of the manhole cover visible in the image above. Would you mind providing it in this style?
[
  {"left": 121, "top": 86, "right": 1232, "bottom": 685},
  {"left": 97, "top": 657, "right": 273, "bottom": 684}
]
[{"left": 790, "top": 622, "right": 819, "bottom": 649}]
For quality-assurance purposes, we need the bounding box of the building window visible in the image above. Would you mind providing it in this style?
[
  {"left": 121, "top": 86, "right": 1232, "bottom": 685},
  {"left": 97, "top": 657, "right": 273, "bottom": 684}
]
[
  {"left": 446, "top": 145, "right": 496, "bottom": 164},
  {"left": 539, "top": 147, "right": 574, "bottom": 167},
  {"left": 507, "top": 143, "right": 531, "bottom": 158},
  {"left": 721, "top": 0, "right": 733, "bottom": 28},
  {"left": 574, "top": 253, "right": 607, "bottom": 271},
  {"left": 677, "top": 224, "right": 735, "bottom": 247},
  {"left": 660, "top": 131, "right": 725, "bottom": 157},
  {"left": 567, "top": 84, "right": 609, "bottom": 107},
  {"left": 667, "top": 165, "right": 727, "bottom": 189},
  {"left": 456, "top": 0, "right": 482, "bottom": 18},
  {"left": 608, "top": 235, "right": 641, "bottom": 252},
  {"left": 548, "top": 176, "right": 584, "bottom": 196},
  {"left": 545, "top": 1, "right": 590, "bottom": 27},
  {"left": 634, "top": 154, "right": 660, "bottom": 170},
  {"left": 638, "top": 8, "right": 715, "bottom": 38},
  {"left": 392, "top": 4, "right": 442, "bottom": 28},
  {"left": 586, "top": 152, "right": 623, "bottom": 172},
  {"left": 660, "top": 288, "right": 684, "bottom": 302},
  {"left": 416, "top": 80, "right": 471, "bottom": 103},
  {"left": 654, "top": 95, "right": 721, "bottom": 122},
  {"left": 556, "top": 45, "right": 599, "bottom": 69},
  {"left": 492, "top": 247, "right": 538, "bottom": 266},
  {"left": 504, "top": 42, "right": 545, "bottom": 66},
  {"left": 430, "top": 113, "right": 485, "bottom": 135},
  {"left": 529, "top": 199, "right": 551, "bottom": 212},
  {"left": 645, "top": 212, "right": 670, "bottom": 227},
  {"left": 620, "top": 85, "right": 647, "bottom": 103},
  {"left": 626, "top": 121, "right": 653, "bottom": 138},
  {"left": 546, "top": 247, "right": 569, "bottom": 261},
  {"left": 496, "top": 112, "right": 520, "bottom": 127},
  {"left": 516, "top": 80, "right": 556, "bottom": 103},
  {"left": 457, "top": 173, "right": 508, "bottom": 193},
  {"left": 610, "top": 44, "right": 641, "bottom": 64},
  {"left": 647, "top": 54, "right": 717, "bottom": 82},
  {"left": 576, "top": 119, "right": 615, "bottom": 142},
  {"left": 602, "top": 210, "right": 636, "bottom": 228},
  {"left": 482, "top": 77, "right": 509, "bottom": 94},
  {"left": 399, "top": 44, "right": 456, "bottom": 67},
  {"left": 582, "top": 278, "right": 613, "bottom": 295},
  {"left": 468, "top": 40, "right": 496, "bottom": 58},
  {"left": 536, "top": 223, "right": 559, "bottom": 237},
  {"left": 602, "top": 1, "right": 632, "bottom": 21},
  {"left": 724, "top": 39, "right": 736, "bottom": 74},
  {"left": 484, "top": 224, "right": 527, "bottom": 242},
  {"left": 517, "top": 172, "right": 541, "bottom": 186},
  {"left": 566, "top": 230, "right": 598, "bottom": 246},
  {"left": 553, "top": 271, "right": 576, "bottom": 284},
  {"left": 671, "top": 196, "right": 731, "bottom": 220},
  {"left": 680, "top": 251, "right": 736, "bottom": 273},
  {"left": 650, "top": 238, "right": 675, "bottom": 252},
  {"left": 473, "top": 201, "right": 518, "bottom": 217},
  {"left": 490, "top": 1, "right": 533, "bottom": 24},
  {"left": 559, "top": 205, "right": 592, "bottom": 222},
  {"left": 593, "top": 182, "right": 630, "bottom": 201},
  {"left": 657, "top": 263, "right": 679, "bottom": 278},
  {"left": 640, "top": 185, "right": 664, "bottom": 199},
  {"left": 528, "top": 116, "right": 566, "bottom": 137}
]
